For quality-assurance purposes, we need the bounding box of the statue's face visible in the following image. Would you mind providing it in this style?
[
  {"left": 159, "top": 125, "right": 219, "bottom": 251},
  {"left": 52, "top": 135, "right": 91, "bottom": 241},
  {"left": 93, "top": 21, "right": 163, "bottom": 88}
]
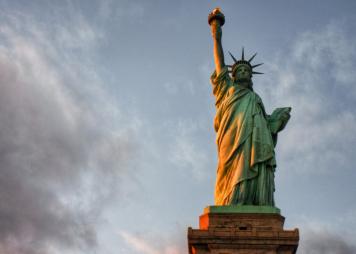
[{"left": 234, "top": 65, "right": 252, "bottom": 82}]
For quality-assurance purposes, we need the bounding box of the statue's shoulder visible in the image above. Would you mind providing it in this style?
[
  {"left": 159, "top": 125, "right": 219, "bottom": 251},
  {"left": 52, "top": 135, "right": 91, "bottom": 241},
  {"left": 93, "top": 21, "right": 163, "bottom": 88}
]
[
  {"left": 253, "top": 91, "right": 262, "bottom": 101},
  {"left": 211, "top": 67, "right": 232, "bottom": 85}
]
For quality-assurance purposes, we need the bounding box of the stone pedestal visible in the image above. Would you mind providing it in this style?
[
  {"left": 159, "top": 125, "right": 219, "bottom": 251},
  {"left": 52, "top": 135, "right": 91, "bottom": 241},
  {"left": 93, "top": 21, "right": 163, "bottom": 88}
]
[{"left": 188, "top": 206, "right": 299, "bottom": 254}]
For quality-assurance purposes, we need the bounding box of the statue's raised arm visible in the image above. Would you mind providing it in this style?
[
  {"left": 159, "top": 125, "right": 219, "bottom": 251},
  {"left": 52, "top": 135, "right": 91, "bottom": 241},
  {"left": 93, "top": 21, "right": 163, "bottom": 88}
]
[{"left": 208, "top": 8, "right": 225, "bottom": 75}]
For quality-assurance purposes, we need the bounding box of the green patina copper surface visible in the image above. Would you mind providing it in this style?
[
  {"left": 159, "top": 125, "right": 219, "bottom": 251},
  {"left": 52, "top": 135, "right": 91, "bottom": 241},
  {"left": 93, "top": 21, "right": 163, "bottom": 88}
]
[
  {"left": 204, "top": 205, "right": 281, "bottom": 214},
  {"left": 208, "top": 8, "right": 291, "bottom": 207}
]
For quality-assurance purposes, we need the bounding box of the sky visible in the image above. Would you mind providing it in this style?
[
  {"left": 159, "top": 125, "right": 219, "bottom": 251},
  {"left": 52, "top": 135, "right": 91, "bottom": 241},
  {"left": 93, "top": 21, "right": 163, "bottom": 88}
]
[{"left": 0, "top": 0, "right": 356, "bottom": 253}]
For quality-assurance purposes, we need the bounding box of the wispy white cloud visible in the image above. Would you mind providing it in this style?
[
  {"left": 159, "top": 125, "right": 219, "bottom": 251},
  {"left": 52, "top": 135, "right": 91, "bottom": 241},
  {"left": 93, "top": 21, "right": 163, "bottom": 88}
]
[
  {"left": 163, "top": 79, "right": 197, "bottom": 95},
  {"left": 259, "top": 20, "right": 356, "bottom": 175},
  {"left": 120, "top": 231, "right": 182, "bottom": 254},
  {"left": 163, "top": 82, "right": 178, "bottom": 94},
  {"left": 99, "top": 0, "right": 146, "bottom": 23},
  {"left": 292, "top": 21, "right": 356, "bottom": 86},
  {"left": 168, "top": 119, "right": 210, "bottom": 180},
  {"left": 120, "top": 231, "right": 159, "bottom": 254}
]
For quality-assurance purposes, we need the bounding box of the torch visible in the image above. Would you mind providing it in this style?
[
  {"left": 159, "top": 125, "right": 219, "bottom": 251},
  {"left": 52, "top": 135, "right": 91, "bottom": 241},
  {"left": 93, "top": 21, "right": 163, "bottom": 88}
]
[{"left": 208, "top": 8, "right": 225, "bottom": 27}]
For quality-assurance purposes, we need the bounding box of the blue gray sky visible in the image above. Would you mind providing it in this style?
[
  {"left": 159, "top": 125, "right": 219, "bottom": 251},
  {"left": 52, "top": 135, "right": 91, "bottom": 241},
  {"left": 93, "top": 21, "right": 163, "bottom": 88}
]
[{"left": 0, "top": 1, "right": 356, "bottom": 254}]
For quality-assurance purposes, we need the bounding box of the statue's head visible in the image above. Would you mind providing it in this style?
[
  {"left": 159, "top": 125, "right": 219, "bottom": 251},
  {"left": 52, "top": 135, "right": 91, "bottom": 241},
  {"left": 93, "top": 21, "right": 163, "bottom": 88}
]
[
  {"left": 228, "top": 48, "right": 263, "bottom": 86},
  {"left": 233, "top": 63, "right": 252, "bottom": 83}
]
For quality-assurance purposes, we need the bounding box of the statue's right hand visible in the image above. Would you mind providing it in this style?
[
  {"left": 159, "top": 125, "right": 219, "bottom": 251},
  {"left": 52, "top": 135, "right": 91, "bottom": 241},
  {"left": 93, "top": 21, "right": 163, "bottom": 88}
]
[{"left": 211, "top": 20, "right": 222, "bottom": 40}]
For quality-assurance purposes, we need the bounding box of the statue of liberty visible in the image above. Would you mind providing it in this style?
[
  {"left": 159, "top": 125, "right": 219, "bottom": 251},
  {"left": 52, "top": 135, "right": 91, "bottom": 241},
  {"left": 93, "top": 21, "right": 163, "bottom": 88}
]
[{"left": 208, "top": 8, "right": 291, "bottom": 206}]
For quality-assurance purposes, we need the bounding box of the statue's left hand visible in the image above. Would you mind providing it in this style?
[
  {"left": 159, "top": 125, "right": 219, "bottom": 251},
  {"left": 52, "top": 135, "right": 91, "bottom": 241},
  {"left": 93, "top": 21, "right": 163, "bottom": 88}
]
[
  {"left": 268, "top": 107, "right": 291, "bottom": 133},
  {"left": 280, "top": 108, "right": 291, "bottom": 122}
]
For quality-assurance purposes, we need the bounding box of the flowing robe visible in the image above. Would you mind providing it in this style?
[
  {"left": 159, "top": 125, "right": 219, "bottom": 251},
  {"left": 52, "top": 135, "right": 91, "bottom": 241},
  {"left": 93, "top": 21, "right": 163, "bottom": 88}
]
[{"left": 211, "top": 67, "right": 277, "bottom": 206}]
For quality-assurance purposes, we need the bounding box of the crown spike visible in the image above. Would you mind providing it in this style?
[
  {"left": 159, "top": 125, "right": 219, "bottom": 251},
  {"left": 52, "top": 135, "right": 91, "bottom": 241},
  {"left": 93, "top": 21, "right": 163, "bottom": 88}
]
[
  {"left": 241, "top": 47, "right": 245, "bottom": 61},
  {"left": 228, "top": 51, "right": 238, "bottom": 63},
  {"left": 252, "top": 71, "right": 264, "bottom": 75},
  {"left": 248, "top": 53, "right": 257, "bottom": 63},
  {"left": 252, "top": 63, "right": 263, "bottom": 69}
]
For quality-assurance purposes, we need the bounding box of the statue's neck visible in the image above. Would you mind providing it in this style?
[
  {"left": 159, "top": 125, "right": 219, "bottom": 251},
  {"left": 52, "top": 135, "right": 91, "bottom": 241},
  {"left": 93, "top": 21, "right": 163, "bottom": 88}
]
[{"left": 236, "top": 81, "right": 253, "bottom": 90}]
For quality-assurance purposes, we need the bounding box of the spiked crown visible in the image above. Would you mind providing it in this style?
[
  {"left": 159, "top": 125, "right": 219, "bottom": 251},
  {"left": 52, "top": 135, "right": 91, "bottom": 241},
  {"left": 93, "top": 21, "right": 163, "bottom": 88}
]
[{"left": 227, "top": 48, "right": 264, "bottom": 80}]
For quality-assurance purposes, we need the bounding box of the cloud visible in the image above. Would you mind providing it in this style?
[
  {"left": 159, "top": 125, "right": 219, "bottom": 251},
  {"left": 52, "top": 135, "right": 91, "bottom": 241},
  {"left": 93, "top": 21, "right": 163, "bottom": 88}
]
[
  {"left": 120, "top": 231, "right": 183, "bottom": 254},
  {"left": 98, "top": 0, "right": 145, "bottom": 23},
  {"left": 292, "top": 21, "right": 356, "bottom": 86},
  {"left": 259, "top": 20, "right": 356, "bottom": 175},
  {"left": 285, "top": 212, "right": 356, "bottom": 254},
  {"left": 120, "top": 231, "right": 159, "bottom": 254},
  {"left": 299, "top": 228, "right": 356, "bottom": 254},
  {"left": 167, "top": 119, "right": 210, "bottom": 180},
  {"left": 0, "top": 6, "right": 137, "bottom": 254}
]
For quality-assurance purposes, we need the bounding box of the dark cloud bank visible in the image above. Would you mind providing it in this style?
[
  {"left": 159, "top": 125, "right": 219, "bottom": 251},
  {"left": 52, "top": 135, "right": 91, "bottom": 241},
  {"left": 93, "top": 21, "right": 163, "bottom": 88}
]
[
  {"left": 299, "top": 230, "right": 356, "bottom": 254},
  {"left": 0, "top": 12, "right": 135, "bottom": 254}
]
